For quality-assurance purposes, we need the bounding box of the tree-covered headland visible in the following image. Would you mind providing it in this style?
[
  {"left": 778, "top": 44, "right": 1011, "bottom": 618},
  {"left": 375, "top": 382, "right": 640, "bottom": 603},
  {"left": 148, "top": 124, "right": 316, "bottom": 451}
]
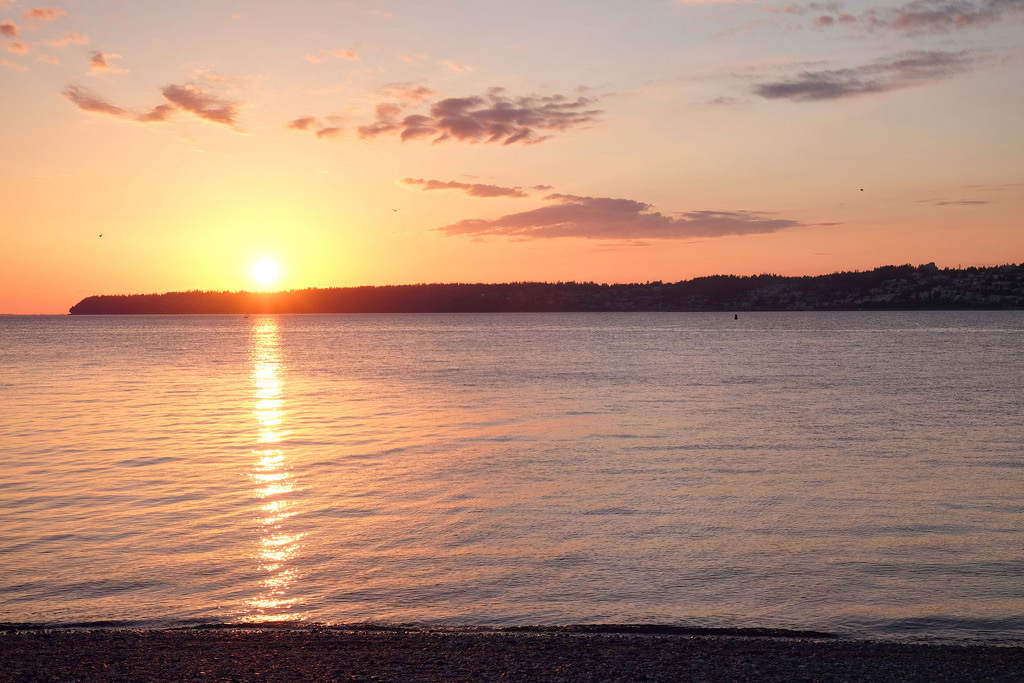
[{"left": 69, "top": 263, "right": 1024, "bottom": 314}]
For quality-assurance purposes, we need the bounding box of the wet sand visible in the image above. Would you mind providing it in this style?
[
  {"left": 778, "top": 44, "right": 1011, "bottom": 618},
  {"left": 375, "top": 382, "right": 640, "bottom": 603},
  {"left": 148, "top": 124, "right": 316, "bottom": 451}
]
[{"left": 2, "top": 626, "right": 1023, "bottom": 682}]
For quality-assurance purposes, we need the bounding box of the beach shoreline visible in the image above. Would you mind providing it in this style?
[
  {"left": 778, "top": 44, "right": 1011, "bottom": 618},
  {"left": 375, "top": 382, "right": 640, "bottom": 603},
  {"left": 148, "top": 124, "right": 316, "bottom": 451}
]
[{"left": 3, "top": 625, "right": 1022, "bottom": 682}]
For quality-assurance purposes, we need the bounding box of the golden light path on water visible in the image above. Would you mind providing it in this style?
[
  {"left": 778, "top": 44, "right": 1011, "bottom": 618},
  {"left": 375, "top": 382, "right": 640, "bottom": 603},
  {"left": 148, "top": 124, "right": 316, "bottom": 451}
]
[{"left": 244, "top": 316, "right": 305, "bottom": 622}]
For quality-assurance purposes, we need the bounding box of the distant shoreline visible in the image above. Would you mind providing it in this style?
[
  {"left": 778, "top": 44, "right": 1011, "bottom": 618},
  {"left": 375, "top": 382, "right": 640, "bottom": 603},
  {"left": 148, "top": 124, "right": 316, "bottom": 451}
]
[
  {"left": 68, "top": 263, "right": 1024, "bottom": 315},
  {"left": 3, "top": 625, "right": 1022, "bottom": 682}
]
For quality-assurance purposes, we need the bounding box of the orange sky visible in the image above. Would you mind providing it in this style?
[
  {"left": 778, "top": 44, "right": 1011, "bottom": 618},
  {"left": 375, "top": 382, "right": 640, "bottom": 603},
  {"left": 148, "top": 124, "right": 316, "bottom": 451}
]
[{"left": 1, "top": 0, "right": 1022, "bottom": 313}]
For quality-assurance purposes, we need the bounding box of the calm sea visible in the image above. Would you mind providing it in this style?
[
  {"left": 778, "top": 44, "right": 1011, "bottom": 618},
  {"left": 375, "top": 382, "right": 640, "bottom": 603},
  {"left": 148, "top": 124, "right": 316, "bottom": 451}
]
[{"left": 1, "top": 312, "right": 1022, "bottom": 643}]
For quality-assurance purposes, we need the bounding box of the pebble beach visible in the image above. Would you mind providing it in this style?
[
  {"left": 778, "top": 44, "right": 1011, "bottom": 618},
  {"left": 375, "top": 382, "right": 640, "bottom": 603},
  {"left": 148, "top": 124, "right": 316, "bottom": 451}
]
[{"left": 3, "top": 626, "right": 1023, "bottom": 682}]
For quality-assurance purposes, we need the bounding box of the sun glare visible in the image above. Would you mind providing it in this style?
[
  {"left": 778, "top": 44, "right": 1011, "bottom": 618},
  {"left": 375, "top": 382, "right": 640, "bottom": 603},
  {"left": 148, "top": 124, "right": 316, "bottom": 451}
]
[{"left": 251, "top": 258, "right": 281, "bottom": 289}]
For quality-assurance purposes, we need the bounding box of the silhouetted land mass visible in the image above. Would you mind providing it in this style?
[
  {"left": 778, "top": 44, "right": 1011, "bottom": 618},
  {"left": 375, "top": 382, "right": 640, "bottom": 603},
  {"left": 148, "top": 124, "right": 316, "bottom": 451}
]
[{"left": 69, "top": 262, "right": 1024, "bottom": 314}]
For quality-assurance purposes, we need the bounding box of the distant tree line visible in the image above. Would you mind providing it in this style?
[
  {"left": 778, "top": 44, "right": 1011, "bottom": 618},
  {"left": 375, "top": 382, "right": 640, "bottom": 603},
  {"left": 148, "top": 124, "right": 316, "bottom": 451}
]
[{"left": 68, "top": 263, "right": 1024, "bottom": 314}]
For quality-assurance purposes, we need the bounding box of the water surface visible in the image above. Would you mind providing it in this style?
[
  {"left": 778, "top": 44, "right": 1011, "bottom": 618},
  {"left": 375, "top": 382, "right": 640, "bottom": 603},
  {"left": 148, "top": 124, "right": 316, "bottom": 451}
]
[{"left": 1, "top": 312, "right": 1021, "bottom": 643}]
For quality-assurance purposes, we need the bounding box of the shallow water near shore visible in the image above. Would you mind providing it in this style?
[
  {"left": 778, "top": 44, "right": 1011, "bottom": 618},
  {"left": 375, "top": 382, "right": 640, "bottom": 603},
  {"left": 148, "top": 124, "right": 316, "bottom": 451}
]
[{"left": 1, "top": 311, "right": 1022, "bottom": 644}]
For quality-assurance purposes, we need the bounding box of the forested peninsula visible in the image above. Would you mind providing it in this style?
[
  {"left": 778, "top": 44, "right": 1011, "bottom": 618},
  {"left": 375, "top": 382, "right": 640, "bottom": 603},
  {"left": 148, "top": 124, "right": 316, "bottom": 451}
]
[{"left": 69, "top": 263, "right": 1024, "bottom": 314}]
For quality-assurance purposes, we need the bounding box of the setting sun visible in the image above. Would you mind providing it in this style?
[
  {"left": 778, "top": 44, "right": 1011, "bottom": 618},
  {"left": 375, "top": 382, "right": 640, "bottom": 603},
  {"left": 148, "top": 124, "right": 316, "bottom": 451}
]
[{"left": 251, "top": 258, "right": 282, "bottom": 289}]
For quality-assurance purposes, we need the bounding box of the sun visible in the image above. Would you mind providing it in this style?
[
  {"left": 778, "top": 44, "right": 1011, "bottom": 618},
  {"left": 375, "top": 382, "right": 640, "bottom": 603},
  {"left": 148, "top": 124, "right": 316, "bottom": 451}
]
[{"left": 251, "top": 258, "right": 282, "bottom": 289}]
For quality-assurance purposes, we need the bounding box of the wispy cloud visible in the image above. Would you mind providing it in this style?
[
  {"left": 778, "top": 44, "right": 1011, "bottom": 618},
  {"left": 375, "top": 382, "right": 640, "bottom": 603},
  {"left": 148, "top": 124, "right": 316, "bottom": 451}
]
[
  {"left": 753, "top": 49, "right": 981, "bottom": 101},
  {"left": 435, "top": 194, "right": 804, "bottom": 240},
  {"left": 398, "top": 53, "right": 428, "bottom": 64},
  {"left": 62, "top": 84, "right": 131, "bottom": 116},
  {"left": 811, "top": 13, "right": 858, "bottom": 27},
  {"left": 288, "top": 84, "right": 437, "bottom": 139},
  {"left": 441, "top": 59, "right": 474, "bottom": 73},
  {"left": 400, "top": 177, "right": 530, "bottom": 198},
  {"left": 22, "top": 6, "right": 66, "bottom": 24},
  {"left": 304, "top": 47, "right": 360, "bottom": 63},
  {"left": 4, "top": 40, "right": 28, "bottom": 54},
  {"left": 379, "top": 82, "right": 436, "bottom": 103},
  {"left": 964, "top": 182, "right": 1024, "bottom": 192},
  {"left": 47, "top": 31, "right": 88, "bottom": 46},
  {"left": 783, "top": 0, "right": 1024, "bottom": 35},
  {"left": 0, "top": 20, "right": 19, "bottom": 38},
  {"left": 63, "top": 81, "right": 242, "bottom": 127},
  {"left": 927, "top": 199, "right": 991, "bottom": 205},
  {"left": 866, "top": 0, "right": 1024, "bottom": 34},
  {"left": 1, "top": 57, "right": 28, "bottom": 70}
]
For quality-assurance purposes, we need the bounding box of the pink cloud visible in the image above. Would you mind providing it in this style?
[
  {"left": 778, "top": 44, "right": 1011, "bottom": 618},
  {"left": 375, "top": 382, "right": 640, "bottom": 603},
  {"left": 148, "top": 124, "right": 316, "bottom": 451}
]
[
  {"left": 355, "top": 102, "right": 403, "bottom": 138},
  {"left": 63, "top": 81, "right": 242, "bottom": 127},
  {"left": 23, "top": 6, "right": 66, "bottom": 23},
  {"left": 315, "top": 127, "right": 341, "bottom": 139},
  {"left": 288, "top": 116, "right": 319, "bottom": 130},
  {"left": 435, "top": 194, "right": 803, "bottom": 240},
  {"left": 288, "top": 114, "right": 346, "bottom": 137},
  {"left": 62, "top": 84, "right": 131, "bottom": 117},
  {"left": 401, "top": 177, "right": 530, "bottom": 198},
  {"left": 89, "top": 51, "right": 122, "bottom": 72},
  {"left": 5, "top": 41, "right": 28, "bottom": 54},
  {"left": 136, "top": 103, "right": 176, "bottom": 122},
  {"left": 160, "top": 83, "right": 240, "bottom": 126},
  {"left": 0, "top": 20, "right": 19, "bottom": 38}
]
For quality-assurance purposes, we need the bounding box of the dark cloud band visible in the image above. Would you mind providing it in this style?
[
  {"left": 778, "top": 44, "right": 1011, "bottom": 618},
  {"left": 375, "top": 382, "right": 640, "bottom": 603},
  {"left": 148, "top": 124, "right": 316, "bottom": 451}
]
[
  {"left": 293, "top": 86, "right": 601, "bottom": 145},
  {"left": 436, "top": 194, "right": 803, "bottom": 240},
  {"left": 753, "top": 49, "right": 979, "bottom": 101}
]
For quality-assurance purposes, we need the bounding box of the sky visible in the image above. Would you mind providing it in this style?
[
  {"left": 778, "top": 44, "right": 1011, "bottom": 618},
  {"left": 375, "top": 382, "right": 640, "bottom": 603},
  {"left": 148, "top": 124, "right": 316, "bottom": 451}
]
[{"left": 1, "top": 0, "right": 1022, "bottom": 313}]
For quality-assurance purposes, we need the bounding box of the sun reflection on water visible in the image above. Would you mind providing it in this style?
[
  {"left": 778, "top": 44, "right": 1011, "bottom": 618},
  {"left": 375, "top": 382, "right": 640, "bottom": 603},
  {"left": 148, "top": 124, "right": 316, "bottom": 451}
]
[{"left": 243, "top": 316, "right": 305, "bottom": 622}]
